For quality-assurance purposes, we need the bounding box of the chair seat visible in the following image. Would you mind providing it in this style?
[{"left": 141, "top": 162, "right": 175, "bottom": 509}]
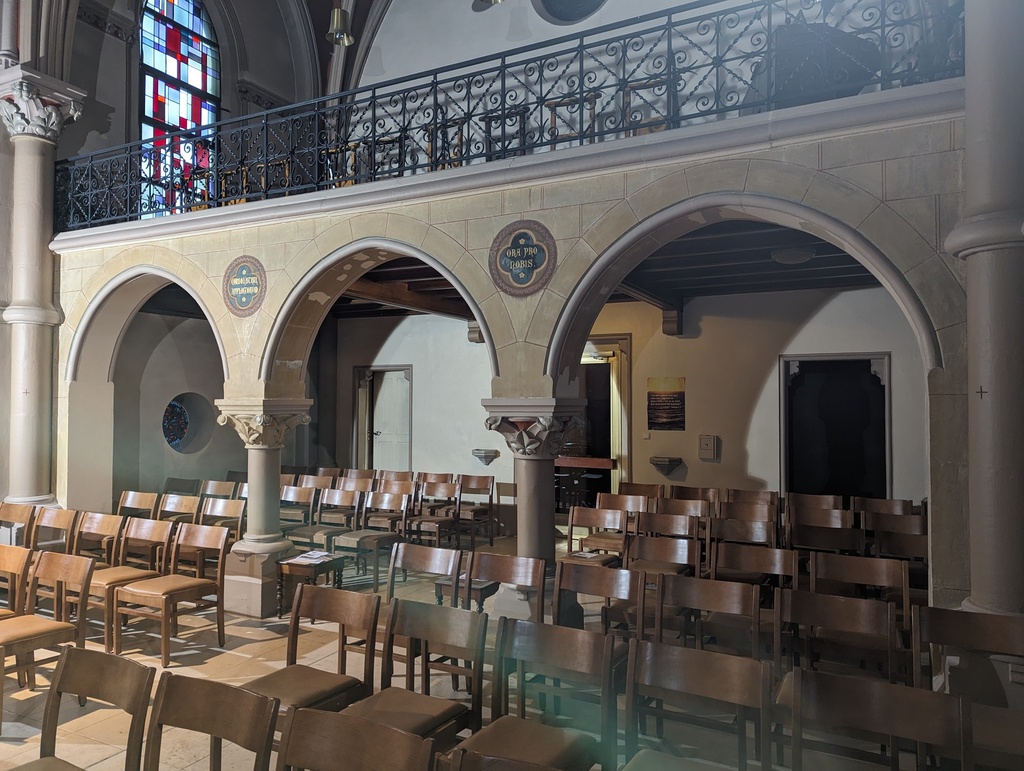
[
  {"left": 342, "top": 686, "right": 468, "bottom": 736},
  {"left": 332, "top": 530, "right": 396, "bottom": 549},
  {"left": 622, "top": 748, "right": 724, "bottom": 769},
  {"left": 117, "top": 574, "right": 216, "bottom": 600},
  {"left": 0, "top": 608, "right": 15, "bottom": 621},
  {"left": 245, "top": 664, "right": 363, "bottom": 710},
  {"left": 90, "top": 566, "right": 159, "bottom": 594},
  {"left": 0, "top": 616, "right": 76, "bottom": 652},
  {"left": 288, "top": 525, "right": 351, "bottom": 542},
  {"left": 7, "top": 757, "right": 90, "bottom": 770},
  {"left": 454, "top": 714, "right": 598, "bottom": 769},
  {"left": 627, "top": 559, "right": 689, "bottom": 575}
]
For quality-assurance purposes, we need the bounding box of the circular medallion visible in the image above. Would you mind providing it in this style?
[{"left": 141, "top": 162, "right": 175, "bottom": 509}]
[
  {"left": 222, "top": 255, "right": 267, "bottom": 317},
  {"left": 489, "top": 220, "right": 557, "bottom": 297},
  {"left": 538, "top": 0, "right": 606, "bottom": 23},
  {"left": 162, "top": 400, "right": 189, "bottom": 449}
]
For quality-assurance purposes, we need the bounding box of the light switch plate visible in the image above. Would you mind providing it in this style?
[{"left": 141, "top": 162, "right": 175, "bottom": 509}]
[{"left": 698, "top": 434, "right": 719, "bottom": 461}]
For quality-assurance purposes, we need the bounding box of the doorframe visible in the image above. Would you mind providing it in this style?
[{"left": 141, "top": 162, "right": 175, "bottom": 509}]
[
  {"left": 352, "top": 365, "right": 413, "bottom": 470},
  {"left": 779, "top": 352, "right": 892, "bottom": 499},
  {"left": 585, "top": 334, "right": 632, "bottom": 489}
]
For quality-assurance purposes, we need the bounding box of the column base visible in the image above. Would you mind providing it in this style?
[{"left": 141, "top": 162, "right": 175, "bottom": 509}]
[
  {"left": 224, "top": 540, "right": 297, "bottom": 618},
  {"left": 4, "top": 493, "right": 57, "bottom": 506},
  {"left": 962, "top": 596, "right": 1024, "bottom": 616}
]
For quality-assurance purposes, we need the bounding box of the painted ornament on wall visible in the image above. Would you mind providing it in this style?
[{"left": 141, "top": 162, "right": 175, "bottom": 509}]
[
  {"left": 489, "top": 220, "right": 557, "bottom": 297},
  {"left": 222, "top": 255, "right": 267, "bottom": 317}
]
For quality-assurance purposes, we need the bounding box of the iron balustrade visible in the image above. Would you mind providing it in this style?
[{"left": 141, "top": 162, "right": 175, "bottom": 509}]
[{"left": 54, "top": 0, "right": 963, "bottom": 231}]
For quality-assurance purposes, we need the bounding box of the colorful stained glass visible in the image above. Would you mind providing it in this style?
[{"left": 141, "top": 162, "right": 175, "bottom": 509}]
[{"left": 162, "top": 400, "right": 190, "bottom": 448}]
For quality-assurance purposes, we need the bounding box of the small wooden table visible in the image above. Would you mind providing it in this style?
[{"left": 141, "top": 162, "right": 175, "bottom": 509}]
[{"left": 276, "top": 553, "right": 348, "bottom": 618}]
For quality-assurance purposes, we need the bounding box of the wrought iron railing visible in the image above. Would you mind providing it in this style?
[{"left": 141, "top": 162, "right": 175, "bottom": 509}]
[{"left": 55, "top": 0, "right": 963, "bottom": 231}]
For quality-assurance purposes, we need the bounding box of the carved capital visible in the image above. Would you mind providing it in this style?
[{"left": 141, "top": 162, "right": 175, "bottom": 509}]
[
  {"left": 0, "top": 75, "right": 83, "bottom": 142},
  {"left": 215, "top": 397, "right": 313, "bottom": 449},
  {"left": 485, "top": 414, "right": 583, "bottom": 458}
]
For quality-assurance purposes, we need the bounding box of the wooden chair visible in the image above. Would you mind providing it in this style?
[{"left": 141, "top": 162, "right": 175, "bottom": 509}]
[
  {"left": 28, "top": 507, "right": 78, "bottom": 553},
  {"left": 447, "top": 617, "right": 610, "bottom": 770},
  {"left": 198, "top": 497, "right": 245, "bottom": 541},
  {"left": 0, "top": 543, "right": 32, "bottom": 618},
  {"left": 667, "top": 484, "right": 720, "bottom": 516},
  {"left": 451, "top": 474, "right": 496, "bottom": 550},
  {"left": 198, "top": 479, "right": 236, "bottom": 502},
  {"left": 376, "top": 469, "right": 415, "bottom": 484},
  {"left": 725, "top": 488, "right": 780, "bottom": 509},
  {"left": 0, "top": 552, "right": 95, "bottom": 734},
  {"left": 280, "top": 472, "right": 298, "bottom": 487},
  {"left": 852, "top": 496, "right": 914, "bottom": 517},
  {"left": 115, "top": 491, "right": 158, "bottom": 519},
  {"left": 623, "top": 637, "right": 773, "bottom": 770},
  {"left": 279, "top": 485, "right": 316, "bottom": 533},
  {"left": 342, "top": 598, "right": 488, "bottom": 751},
  {"left": 617, "top": 482, "right": 664, "bottom": 511},
  {"left": 911, "top": 604, "right": 1024, "bottom": 689},
  {"left": 0, "top": 502, "right": 38, "bottom": 547},
  {"left": 84, "top": 517, "right": 176, "bottom": 652},
  {"left": 225, "top": 470, "right": 248, "bottom": 484},
  {"left": 624, "top": 534, "right": 700, "bottom": 577},
  {"left": 562, "top": 506, "right": 627, "bottom": 565},
  {"left": 286, "top": 489, "right": 357, "bottom": 550},
  {"left": 436, "top": 550, "right": 547, "bottom": 620},
  {"left": 143, "top": 670, "right": 279, "bottom": 770},
  {"left": 710, "top": 541, "right": 798, "bottom": 590},
  {"left": 154, "top": 493, "right": 201, "bottom": 524},
  {"left": 296, "top": 473, "right": 334, "bottom": 499},
  {"left": 245, "top": 584, "right": 380, "bottom": 716},
  {"left": 8, "top": 646, "right": 155, "bottom": 771},
  {"left": 162, "top": 477, "right": 200, "bottom": 496},
  {"left": 785, "top": 492, "right": 842, "bottom": 512},
  {"left": 810, "top": 551, "right": 912, "bottom": 623},
  {"left": 789, "top": 523, "right": 866, "bottom": 557},
  {"left": 335, "top": 474, "right": 375, "bottom": 493},
  {"left": 790, "top": 667, "right": 971, "bottom": 771},
  {"left": 329, "top": 492, "right": 409, "bottom": 592},
  {"left": 344, "top": 468, "right": 377, "bottom": 480},
  {"left": 313, "top": 465, "right": 342, "bottom": 478},
  {"left": 386, "top": 541, "right": 462, "bottom": 606},
  {"left": 553, "top": 560, "right": 640, "bottom": 637},
  {"left": 70, "top": 511, "right": 124, "bottom": 567},
  {"left": 276, "top": 708, "right": 435, "bottom": 771},
  {"left": 113, "top": 523, "right": 230, "bottom": 667},
  {"left": 405, "top": 480, "right": 460, "bottom": 547},
  {"left": 706, "top": 516, "right": 776, "bottom": 548},
  {"left": 650, "top": 497, "right": 709, "bottom": 520},
  {"left": 641, "top": 573, "right": 762, "bottom": 657},
  {"left": 784, "top": 507, "right": 854, "bottom": 549},
  {"left": 365, "top": 486, "right": 415, "bottom": 532},
  {"left": 595, "top": 492, "right": 649, "bottom": 517}
]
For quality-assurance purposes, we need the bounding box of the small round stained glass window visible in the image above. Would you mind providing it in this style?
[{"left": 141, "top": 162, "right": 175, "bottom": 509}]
[{"left": 162, "top": 400, "right": 189, "bottom": 448}]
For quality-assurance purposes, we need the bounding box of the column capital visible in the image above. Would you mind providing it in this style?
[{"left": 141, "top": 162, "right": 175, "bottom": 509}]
[
  {"left": 215, "top": 398, "right": 312, "bottom": 449},
  {"left": 482, "top": 397, "right": 585, "bottom": 458},
  {"left": 0, "top": 66, "right": 85, "bottom": 142}
]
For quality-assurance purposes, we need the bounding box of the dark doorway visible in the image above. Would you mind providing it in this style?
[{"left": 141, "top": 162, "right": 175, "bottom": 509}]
[
  {"left": 785, "top": 358, "right": 887, "bottom": 501},
  {"left": 556, "top": 361, "right": 612, "bottom": 510}
]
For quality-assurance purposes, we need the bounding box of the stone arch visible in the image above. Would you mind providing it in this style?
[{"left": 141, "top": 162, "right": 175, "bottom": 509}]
[
  {"left": 548, "top": 185, "right": 954, "bottom": 392},
  {"left": 261, "top": 235, "right": 498, "bottom": 394}
]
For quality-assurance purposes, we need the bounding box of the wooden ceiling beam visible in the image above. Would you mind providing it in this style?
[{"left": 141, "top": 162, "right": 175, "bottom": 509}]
[{"left": 345, "top": 278, "right": 472, "bottom": 320}]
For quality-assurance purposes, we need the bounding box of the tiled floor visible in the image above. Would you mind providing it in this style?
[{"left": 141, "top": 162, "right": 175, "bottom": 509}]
[{"left": 0, "top": 537, "right": 910, "bottom": 770}]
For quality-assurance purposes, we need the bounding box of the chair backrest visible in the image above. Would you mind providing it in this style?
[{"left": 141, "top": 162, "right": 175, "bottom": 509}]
[
  {"left": 810, "top": 551, "right": 911, "bottom": 622},
  {"left": 30, "top": 507, "right": 79, "bottom": 552},
  {"left": 912, "top": 605, "right": 1024, "bottom": 689},
  {"left": 287, "top": 583, "right": 381, "bottom": 689},
  {"left": 169, "top": 523, "right": 229, "bottom": 582},
  {"left": 668, "top": 484, "right": 720, "bottom": 508},
  {"left": 236, "top": 482, "right": 249, "bottom": 499},
  {"left": 785, "top": 507, "right": 854, "bottom": 547},
  {"left": 199, "top": 479, "right": 236, "bottom": 500},
  {"left": 375, "top": 478, "right": 418, "bottom": 499},
  {"left": 873, "top": 530, "right": 928, "bottom": 562},
  {"left": 552, "top": 561, "right": 638, "bottom": 628},
  {"left": 789, "top": 524, "right": 866, "bottom": 556},
  {"left": 617, "top": 482, "right": 664, "bottom": 501},
  {"left": 852, "top": 496, "right": 914, "bottom": 517},
  {"left": 39, "top": 646, "right": 155, "bottom": 771},
  {"left": 0, "top": 543, "right": 32, "bottom": 614},
  {"left": 276, "top": 708, "right": 434, "bottom": 771},
  {"left": 711, "top": 542, "right": 798, "bottom": 585},
  {"left": 774, "top": 587, "right": 898, "bottom": 679},
  {"left": 455, "top": 473, "right": 495, "bottom": 503},
  {"left": 492, "top": 617, "right": 616, "bottom": 766},
  {"left": 225, "top": 470, "right": 248, "bottom": 484},
  {"left": 364, "top": 491, "right": 412, "bottom": 521},
  {"left": 376, "top": 469, "right": 415, "bottom": 483},
  {"left": 0, "top": 502, "right": 38, "bottom": 545},
  {"left": 791, "top": 667, "right": 971, "bottom": 771},
  {"left": 416, "top": 471, "right": 454, "bottom": 485},
  {"left": 199, "top": 497, "right": 245, "bottom": 537},
  {"left": 625, "top": 535, "right": 700, "bottom": 574},
  {"left": 280, "top": 473, "right": 297, "bottom": 487},
  {"left": 382, "top": 599, "right": 488, "bottom": 729},
  {"left": 566, "top": 506, "right": 628, "bottom": 552},
  {"left": 116, "top": 491, "right": 158, "bottom": 519},
  {"left": 313, "top": 466, "right": 342, "bottom": 478},
  {"left": 336, "top": 475, "right": 374, "bottom": 493},
  {"left": 706, "top": 517, "right": 776, "bottom": 547},
  {"left": 595, "top": 492, "right": 648, "bottom": 514},
  {"left": 862, "top": 510, "right": 927, "bottom": 535},
  {"left": 634, "top": 510, "right": 701, "bottom": 538},
  {"left": 162, "top": 477, "right": 200, "bottom": 496},
  {"left": 386, "top": 541, "right": 461, "bottom": 604},
  {"left": 644, "top": 572, "right": 760, "bottom": 649},
  {"left": 144, "top": 671, "right": 279, "bottom": 770},
  {"left": 155, "top": 493, "right": 201, "bottom": 522},
  {"left": 625, "top": 638, "right": 773, "bottom": 769},
  {"left": 296, "top": 474, "right": 334, "bottom": 490},
  {"left": 718, "top": 500, "right": 777, "bottom": 522},
  {"left": 785, "top": 492, "right": 843, "bottom": 512},
  {"left": 72, "top": 511, "right": 125, "bottom": 563},
  {"left": 652, "top": 497, "right": 709, "bottom": 519},
  {"left": 280, "top": 485, "right": 316, "bottom": 524},
  {"left": 724, "top": 488, "right": 779, "bottom": 508},
  {"left": 345, "top": 468, "right": 377, "bottom": 480},
  {"left": 28, "top": 552, "right": 95, "bottom": 637},
  {"left": 317, "top": 487, "right": 362, "bottom": 525},
  {"left": 465, "top": 551, "right": 547, "bottom": 622},
  {"left": 115, "top": 517, "right": 176, "bottom": 569}
]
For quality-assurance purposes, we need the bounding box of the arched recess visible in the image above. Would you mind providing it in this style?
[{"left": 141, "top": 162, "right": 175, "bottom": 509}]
[
  {"left": 261, "top": 237, "right": 498, "bottom": 393},
  {"left": 547, "top": 192, "right": 944, "bottom": 395},
  {"left": 64, "top": 268, "right": 229, "bottom": 511}
]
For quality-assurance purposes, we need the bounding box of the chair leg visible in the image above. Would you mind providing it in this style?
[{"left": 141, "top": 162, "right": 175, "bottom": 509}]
[
  {"left": 162, "top": 599, "right": 172, "bottom": 667},
  {"left": 216, "top": 597, "right": 225, "bottom": 647}
]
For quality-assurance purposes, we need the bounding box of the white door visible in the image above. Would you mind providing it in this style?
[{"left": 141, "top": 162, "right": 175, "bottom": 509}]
[{"left": 371, "top": 369, "right": 411, "bottom": 470}]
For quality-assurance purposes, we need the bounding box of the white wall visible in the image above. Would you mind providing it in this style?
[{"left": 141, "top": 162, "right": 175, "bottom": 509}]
[
  {"left": 112, "top": 313, "right": 244, "bottom": 501},
  {"left": 334, "top": 314, "right": 512, "bottom": 483},
  {"left": 0, "top": 123, "right": 11, "bottom": 500},
  {"left": 591, "top": 287, "right": 928, "bottom": 500}
]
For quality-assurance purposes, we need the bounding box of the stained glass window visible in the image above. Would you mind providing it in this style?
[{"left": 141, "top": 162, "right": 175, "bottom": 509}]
[
  {"left": 162, "top": 400, "right": 190, "bottom": 449},
  {"left": 140, "top": 0, "right": 219, "bottom": 213}
]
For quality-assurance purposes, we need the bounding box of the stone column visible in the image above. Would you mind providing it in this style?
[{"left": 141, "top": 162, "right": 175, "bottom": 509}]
[
  {"left": 0, "top": 70, "right": 83, "bottom": 505},
  {"left": 945, "top": 1, "right": 1024, "bottom": 615},
  {"left": 217, "top": 398, "right": 311, "bottom": 617},
  {"left": 483, "top": 398, "right": 584, "bottom": 568},
  {"left": 0, "top": 0, "right": 16, "bottom": 67}
]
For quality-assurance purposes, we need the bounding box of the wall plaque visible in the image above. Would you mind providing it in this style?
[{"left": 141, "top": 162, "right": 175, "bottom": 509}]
[
  {"left": 489, "top": 220, "right": 557, "bottom": 297},
  {"left": 222, "top": 255, "right": 267, "bottom": 317}
]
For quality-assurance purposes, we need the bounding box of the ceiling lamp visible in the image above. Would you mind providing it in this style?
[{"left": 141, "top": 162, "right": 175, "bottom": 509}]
[
  {"left": 327, "top": 4, "right": 355, "bottom": 46},
  {"left": 770, "top": 247, "right": 815, "bottom": 265}
]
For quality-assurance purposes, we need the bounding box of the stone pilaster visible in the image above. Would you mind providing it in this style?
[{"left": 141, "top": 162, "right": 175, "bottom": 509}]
[
  {"left": 483, "top": 398, "right": 584, "bottom": 566},
  {"left": 1, "top": 68, "right": 84, "bottom": 505}
]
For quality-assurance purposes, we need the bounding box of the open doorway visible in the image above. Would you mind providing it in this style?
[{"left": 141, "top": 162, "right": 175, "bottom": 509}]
[
  {"left": 782, "top": 355, "right": 890, "bottom": 501},
  {"left": 353, "top": 366, "right": 412, "bottom": 471}
]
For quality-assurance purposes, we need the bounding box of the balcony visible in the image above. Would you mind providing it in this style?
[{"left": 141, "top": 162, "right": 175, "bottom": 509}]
[{"left": 54, "top": 0, "right": 964, "bottom": 232}]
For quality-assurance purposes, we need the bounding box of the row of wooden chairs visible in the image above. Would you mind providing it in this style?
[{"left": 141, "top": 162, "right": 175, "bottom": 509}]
[{"left": 114, "top": 491, "right": 245, "bottom": 537}]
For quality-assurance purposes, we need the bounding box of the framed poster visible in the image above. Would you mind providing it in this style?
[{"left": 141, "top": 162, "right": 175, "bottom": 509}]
[{"left": 647, "top": 377, "right": 685, "bottom": 431}]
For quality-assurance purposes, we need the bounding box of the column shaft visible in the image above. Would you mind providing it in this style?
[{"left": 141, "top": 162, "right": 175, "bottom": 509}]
[
  {"left": 514, "top": 455, "right": 556, "bottom": 568},
  {"left": 245, "top": 445, "right": 284, "bottom": 545}
]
